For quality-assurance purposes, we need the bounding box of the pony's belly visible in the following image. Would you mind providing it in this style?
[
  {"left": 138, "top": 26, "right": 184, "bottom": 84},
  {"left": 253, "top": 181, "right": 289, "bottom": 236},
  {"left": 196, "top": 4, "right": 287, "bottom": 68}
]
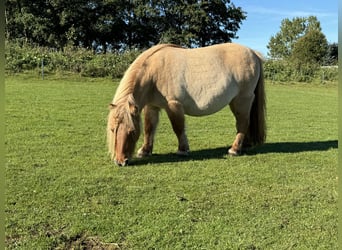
[
  {"left": 184, "top": 101, "right": 229, "bottom": 116},
  {"left": 182, "top": 85, "right": 238, "bottom": 116},
  {"left": 176, "top": 68, "right": 241, "bottom": 116}
]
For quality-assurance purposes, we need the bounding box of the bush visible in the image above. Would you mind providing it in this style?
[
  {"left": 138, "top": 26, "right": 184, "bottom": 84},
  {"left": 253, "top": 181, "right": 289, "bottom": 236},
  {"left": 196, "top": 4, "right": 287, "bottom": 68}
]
[
  {"left": 264, "top": 59, "right": 337, "bottom": 83},
  {"left": 6, "top": 42, "right": 44, "bottom": 72},
  {"left": 5, "top": 41, "right": 141, "bottom": 78},
  {"left": 319, "top": 66, "right": 338, "bottom": 82},
  {"left": 264, "top": 59, "right": 293, "bottom": 82},
  {"left": 6, "top": 41, "right": 337, "bottom": 83}
]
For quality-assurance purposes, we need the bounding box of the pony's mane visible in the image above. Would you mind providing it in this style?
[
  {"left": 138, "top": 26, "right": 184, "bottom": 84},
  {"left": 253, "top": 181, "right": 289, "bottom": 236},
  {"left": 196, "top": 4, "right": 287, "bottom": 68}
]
[
  {"left": 107, "top": 94, "right": 139, "bottom": 160},
  {"left": 112, "top": 44, "right": 182, "bottom": 105},
  {"left": 111, "top": 94, "right": 137, "bottom": 131}
]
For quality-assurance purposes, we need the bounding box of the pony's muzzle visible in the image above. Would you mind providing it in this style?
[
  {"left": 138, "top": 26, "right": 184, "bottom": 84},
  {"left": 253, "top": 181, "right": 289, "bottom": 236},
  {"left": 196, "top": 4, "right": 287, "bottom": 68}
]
[{"left": 115, "top": 159, "right": 129, "bottom": 167}]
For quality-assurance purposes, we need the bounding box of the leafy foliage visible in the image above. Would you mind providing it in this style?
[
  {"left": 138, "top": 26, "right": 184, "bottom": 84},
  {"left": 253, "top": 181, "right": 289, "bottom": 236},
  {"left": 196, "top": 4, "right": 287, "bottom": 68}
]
[
  {"left": 264, "top": 59, "right": 337, "bottom": 83},
  {"left": 5, "top": 0, "right": 246, "bottom": 50},
  {"left": 5, "top": 41, "right": 141, "bottom": 78},
  {"left": 324, "top": 42, "right": 338, "bottom": 65},
  {"left": 267, "top": 16, "right": 326, "bottom": 60},
  {"left": 156, "top": 0, "right": 246, "bottom": 47},
  {"left": 6, "top": 40, "right": 337, "bottom": 83},
  {"left": 291, "top": 30, "right": 328, "bottom": 66},
  {"left": 265, "top": 16, "right": 336, "bottom": 83}
]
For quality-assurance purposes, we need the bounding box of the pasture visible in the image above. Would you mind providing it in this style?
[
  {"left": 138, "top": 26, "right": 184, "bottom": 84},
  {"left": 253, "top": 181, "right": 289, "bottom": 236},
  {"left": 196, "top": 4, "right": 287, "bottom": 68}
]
[{"left": 5, "top": 74, "right": 337, "bottom": 249}]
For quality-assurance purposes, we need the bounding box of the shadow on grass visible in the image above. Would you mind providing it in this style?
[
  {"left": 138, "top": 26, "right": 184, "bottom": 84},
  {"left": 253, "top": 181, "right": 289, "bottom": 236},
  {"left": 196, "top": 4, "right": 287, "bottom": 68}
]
[
  {"left": 250, "top": 140, "right": 337, "bottom": 155},
  {"left": 132, "top": 140, "right": 337, "bottom": 166},
  {"left": 133, "top": 147, "right": 228, "bottom": 166}
]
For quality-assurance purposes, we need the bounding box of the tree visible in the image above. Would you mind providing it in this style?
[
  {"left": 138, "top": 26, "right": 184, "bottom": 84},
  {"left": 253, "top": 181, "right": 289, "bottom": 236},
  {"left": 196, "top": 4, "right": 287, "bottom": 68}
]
[
  {"left": 5, "top": 0, "right": 91, "bottom": 48},
  {"left": 122, "top": 0, "right": 246, "bottom": 48},
  {"left": 265, "top": 16, "right": 334, "bottom": 82},
  {"left": 123, "top": 0, "right": 162, "bottom": 49},
  {"left": 324, "top": 43, "right": 338, "bottom": 65},
  {"left": 289, "top": 29, "right": 328, "bottom": 79},
  {"left": 5, "top": 0, "right": 246, "bottom": 50},
  {"left": 82, "top": 0, "right": 127, "bottom": 51},
  {"left": 157, "top": 0, "right": 246, "bottom": 47},
  {"left": 6, "top": 0, "right": 129, "bottom": 50},
  {"left": 194, "top": 0, "right": 246, "bottom": 47},
  {"left": 5, "top": 0, "right": 57, "bottom": 45},
  {"left": 291, "top": 29, "right": 328, "bottom": 66},
  {"left": 267, "top": 16, "right": 325, "bottom": 59}
]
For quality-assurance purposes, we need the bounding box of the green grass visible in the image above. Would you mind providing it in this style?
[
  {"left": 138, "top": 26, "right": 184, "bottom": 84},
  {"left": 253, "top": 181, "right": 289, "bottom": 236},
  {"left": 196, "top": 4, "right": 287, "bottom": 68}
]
[{"left": 5, "top": 74, "right": 337, "bottom": 249}]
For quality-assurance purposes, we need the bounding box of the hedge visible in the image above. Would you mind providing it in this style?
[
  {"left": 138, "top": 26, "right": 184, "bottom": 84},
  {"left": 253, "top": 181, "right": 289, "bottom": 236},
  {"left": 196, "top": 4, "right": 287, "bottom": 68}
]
[
  {"left": 5, "top": 41, "right": 337, "bottom": 83},
  {"left": 5, "top": 41, "right": 141, "bottom": 78}
]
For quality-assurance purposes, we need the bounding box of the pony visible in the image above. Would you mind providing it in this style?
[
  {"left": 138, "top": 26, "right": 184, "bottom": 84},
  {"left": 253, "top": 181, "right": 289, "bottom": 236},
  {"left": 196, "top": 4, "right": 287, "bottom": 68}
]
[{"left": 107, "top": 43, "right": 266, "bottom": 166}]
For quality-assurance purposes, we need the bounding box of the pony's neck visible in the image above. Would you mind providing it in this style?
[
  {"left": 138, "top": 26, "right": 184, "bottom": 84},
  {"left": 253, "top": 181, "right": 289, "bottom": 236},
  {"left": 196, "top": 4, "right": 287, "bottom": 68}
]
[
  {"left": 113, "top": 74, "right": 134, "bottom": 103},
  {"left": 114, "top": 44, "right": 178, "bottom": 107}
]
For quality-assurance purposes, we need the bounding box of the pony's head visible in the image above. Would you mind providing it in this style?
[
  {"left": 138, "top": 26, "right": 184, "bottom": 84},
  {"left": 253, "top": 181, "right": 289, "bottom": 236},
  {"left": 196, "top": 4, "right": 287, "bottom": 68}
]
[{"left": 107, "top": 95, "right": 140, "bottom": 166}]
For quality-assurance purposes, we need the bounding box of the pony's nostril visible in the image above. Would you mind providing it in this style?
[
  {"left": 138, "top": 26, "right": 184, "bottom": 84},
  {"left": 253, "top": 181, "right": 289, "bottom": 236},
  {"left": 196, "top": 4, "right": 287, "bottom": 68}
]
[{"left": 122, "top": 159, "right": 129, "bottom": 166}]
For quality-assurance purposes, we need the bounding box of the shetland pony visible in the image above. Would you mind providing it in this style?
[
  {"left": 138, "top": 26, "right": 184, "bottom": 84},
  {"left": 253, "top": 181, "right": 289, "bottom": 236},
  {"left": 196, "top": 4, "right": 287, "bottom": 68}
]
[{"left": 107, "top": 43, "right": 266, "bottom": 166}]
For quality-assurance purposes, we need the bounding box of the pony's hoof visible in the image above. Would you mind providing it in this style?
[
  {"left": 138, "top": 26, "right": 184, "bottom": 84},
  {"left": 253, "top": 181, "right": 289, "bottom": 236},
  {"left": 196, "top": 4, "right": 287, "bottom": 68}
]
[
  {"left": 176, "top": 150, "right": 189, "bottom": 156},
  {"left": 228, "top": 148, "right": 241, "bottom": 156},
  {"left": 137, "top": 148, "right": 152, "bottom": 158}
]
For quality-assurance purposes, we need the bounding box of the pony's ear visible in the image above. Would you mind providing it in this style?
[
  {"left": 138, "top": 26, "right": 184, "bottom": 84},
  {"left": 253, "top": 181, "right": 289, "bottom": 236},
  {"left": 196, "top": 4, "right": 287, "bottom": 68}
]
[{"left": 108, "top": 103, "right": 116, "bottom": 110}]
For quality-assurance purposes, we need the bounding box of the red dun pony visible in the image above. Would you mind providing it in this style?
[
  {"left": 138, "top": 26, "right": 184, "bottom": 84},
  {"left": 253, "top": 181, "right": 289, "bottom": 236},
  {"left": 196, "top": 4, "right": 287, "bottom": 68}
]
[{"left": 107, "top": 43, "right": 266, "bottom": 166}]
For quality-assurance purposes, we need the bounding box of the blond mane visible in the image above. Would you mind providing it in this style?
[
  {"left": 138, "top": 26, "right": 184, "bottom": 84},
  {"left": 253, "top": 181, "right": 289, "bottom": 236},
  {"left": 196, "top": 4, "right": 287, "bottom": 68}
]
[{"left": 112, "top": 44, "right": 182, "bottom": 105}]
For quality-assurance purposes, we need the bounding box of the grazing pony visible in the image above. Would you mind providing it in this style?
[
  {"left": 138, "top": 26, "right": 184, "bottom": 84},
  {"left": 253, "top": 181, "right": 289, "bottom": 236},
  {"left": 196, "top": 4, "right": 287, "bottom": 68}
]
[{"left": 107, "top": 43, "right": 266, "bottom": 166}]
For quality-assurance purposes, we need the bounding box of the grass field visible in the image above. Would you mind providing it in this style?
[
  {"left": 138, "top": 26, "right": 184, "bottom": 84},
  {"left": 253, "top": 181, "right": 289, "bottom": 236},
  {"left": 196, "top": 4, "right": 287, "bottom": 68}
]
[{"left": 5, "top": 74, "right": 337, "bottom": 249}]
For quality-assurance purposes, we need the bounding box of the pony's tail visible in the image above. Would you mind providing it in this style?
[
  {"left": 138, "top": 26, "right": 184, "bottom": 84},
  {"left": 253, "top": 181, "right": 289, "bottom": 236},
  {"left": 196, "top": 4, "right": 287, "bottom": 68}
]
[{"left": 248, "top": 59, "right": 266, "bottom": 146}]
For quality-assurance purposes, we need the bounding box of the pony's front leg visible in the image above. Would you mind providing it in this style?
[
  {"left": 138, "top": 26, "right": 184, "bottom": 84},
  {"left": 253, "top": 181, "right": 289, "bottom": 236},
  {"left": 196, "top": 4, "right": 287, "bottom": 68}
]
[
  {"left": 166, "top": 100, "right": 189, "bottom": 156},
  {"left": 137, "top": 105, "right": 160, "bottom": 158}
]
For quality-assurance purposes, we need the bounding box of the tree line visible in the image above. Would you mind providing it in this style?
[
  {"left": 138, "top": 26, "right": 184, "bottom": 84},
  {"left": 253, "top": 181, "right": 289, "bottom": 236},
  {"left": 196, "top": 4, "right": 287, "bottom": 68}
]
[
  {"left": 267, "top": 16, "right": 337, "bottom": 66},
  {"left": 5, "top": 1, "right": 337, "bottom": 82},
  {"left": 264, "top": 16, "right": 337, "bottom": 83},
  {"left": 5, "top": 0, "right": 246, "bottom": 52}
]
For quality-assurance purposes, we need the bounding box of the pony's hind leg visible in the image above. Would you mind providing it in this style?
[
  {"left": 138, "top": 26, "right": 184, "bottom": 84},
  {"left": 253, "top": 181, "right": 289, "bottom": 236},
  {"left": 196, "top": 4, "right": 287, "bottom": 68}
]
[
  {"left": 228, "top": 95, "right": 255, "bottom": 156},
  {"left": 137, "top": 105, "right": 160, "bottom": 158},
  {"left": 166, "top": 100, "right": 189, "bottom": 156}
]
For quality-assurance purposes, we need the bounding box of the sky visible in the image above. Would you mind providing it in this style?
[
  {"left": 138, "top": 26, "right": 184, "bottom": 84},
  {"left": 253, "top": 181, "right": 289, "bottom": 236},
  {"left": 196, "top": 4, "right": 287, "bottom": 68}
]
[{"left": 231, "top": 0, "right": 338, "bottom": 57}]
